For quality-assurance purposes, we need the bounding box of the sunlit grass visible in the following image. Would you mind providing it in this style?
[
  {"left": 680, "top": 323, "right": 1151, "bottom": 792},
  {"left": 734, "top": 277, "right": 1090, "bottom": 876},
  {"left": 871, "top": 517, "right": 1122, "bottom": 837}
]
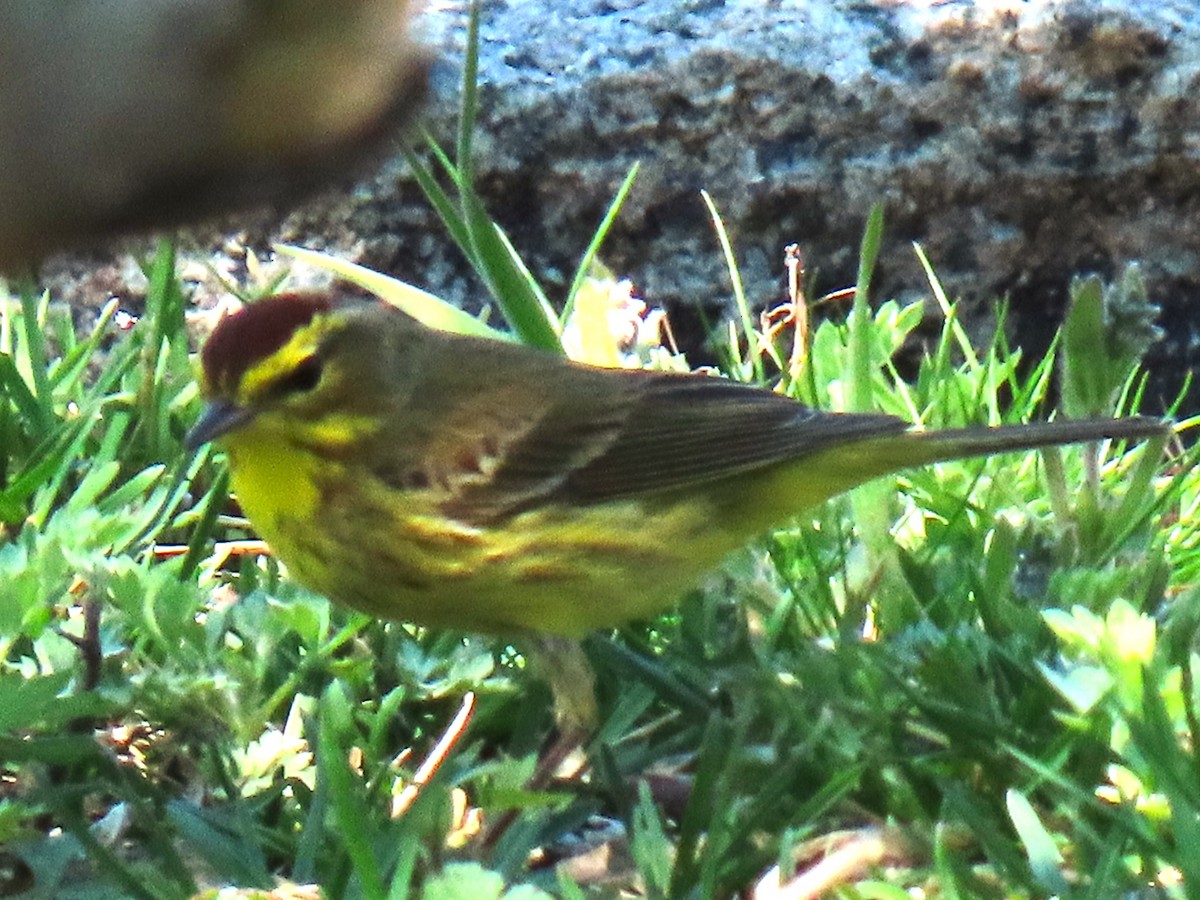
[
  {"left": 0, "top": 5, "right": 1196, "bottom": 893},
  {"left": 0, "top": 211, "right": 1195, "bottom": 897}
]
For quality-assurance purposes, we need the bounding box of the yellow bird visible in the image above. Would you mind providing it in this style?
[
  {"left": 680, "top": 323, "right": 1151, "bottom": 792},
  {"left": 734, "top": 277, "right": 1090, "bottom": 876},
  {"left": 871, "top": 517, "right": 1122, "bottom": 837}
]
[{"left": 187, "top": 292, "right": 1169, "bottom": 641}]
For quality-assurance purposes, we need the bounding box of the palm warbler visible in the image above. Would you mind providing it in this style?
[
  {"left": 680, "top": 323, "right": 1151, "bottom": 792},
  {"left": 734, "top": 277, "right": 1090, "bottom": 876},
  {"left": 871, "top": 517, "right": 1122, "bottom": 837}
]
[{"left": 186, "top": 292, "right": 1169, "bottom": 637}]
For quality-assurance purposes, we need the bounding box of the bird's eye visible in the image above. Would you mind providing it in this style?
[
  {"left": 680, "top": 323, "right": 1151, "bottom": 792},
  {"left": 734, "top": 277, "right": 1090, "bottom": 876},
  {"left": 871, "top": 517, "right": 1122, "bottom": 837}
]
[{"left": 274, "top": 356, "right": 324, "bottom": 396}]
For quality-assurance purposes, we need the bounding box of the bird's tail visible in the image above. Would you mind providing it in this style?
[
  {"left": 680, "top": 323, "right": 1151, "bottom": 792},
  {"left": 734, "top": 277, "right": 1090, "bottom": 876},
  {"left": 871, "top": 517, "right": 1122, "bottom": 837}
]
[
  {"left": 715, "top": 415, "right": 1169, "bottom": 544},
  {"left": 889, "top": 415, "right": 1171, "bottom": 470}
]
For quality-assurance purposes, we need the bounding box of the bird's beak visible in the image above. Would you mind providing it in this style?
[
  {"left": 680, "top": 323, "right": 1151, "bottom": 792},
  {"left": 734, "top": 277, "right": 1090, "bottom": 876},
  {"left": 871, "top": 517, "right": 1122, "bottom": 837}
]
[{"left": 185, "top": 400, "right": 255, "bottom": 451}]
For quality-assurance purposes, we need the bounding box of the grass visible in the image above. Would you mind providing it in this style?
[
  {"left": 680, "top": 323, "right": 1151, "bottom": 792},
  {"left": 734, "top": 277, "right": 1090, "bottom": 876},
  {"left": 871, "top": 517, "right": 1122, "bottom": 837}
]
[
  {"left": 0, "top": 205, "right": 1197, "bottom": 899},
  {"left": 2, "top": 19, "right": 1199, "bottom": 896}
]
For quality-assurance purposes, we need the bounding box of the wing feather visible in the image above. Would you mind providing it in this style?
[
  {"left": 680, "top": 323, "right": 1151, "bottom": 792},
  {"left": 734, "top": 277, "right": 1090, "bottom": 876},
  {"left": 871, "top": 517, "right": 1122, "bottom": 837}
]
[{"left": 439, "top": 366, "right": 907, "bottom": 522}]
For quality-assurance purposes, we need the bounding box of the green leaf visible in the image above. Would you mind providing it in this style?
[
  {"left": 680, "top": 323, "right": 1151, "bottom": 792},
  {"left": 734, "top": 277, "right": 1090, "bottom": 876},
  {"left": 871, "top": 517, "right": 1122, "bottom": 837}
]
[
  {"left": 1061, "top": 275, "right": 1110, "bottom": 418},
  {"left": 0, "top": 671, "right": 70, "bottom": 731},
  {"left": 1006, "top": 789, "right": 1070, "bottom": 893},
  {"left": 422, "top": 863, "right": 505, "bottom": 900},
  {"left": 274, "top": 244, "right": 510, "bottom": 341},
  {"left": 1061, "top": 265, "right": 1161, "bottom": 419},
  {"left": 165, "top": 801, "right": 272, "bottom": 889}
]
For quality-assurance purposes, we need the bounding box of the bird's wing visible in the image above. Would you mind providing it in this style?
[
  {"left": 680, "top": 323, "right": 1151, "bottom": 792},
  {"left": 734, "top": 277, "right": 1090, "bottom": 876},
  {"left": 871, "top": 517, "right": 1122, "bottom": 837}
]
[{"left": 436, "top": 367, "right": 908, "bottom": 523}]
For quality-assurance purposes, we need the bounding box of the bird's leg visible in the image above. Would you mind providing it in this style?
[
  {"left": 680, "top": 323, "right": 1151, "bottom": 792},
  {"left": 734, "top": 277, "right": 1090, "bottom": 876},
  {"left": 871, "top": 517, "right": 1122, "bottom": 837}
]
[
  {"left": 479, "top": 636, "right": 596, "bottom": 852},
  {"left": 527, "top": 634, "right": 596, "bottom": 789}
]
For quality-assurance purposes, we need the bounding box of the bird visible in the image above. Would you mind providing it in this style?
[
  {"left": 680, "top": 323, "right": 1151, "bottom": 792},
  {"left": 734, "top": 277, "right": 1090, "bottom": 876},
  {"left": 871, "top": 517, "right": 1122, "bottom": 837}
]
[{"left": 186, "top": 291, "right": 1170, "bottom": 646}]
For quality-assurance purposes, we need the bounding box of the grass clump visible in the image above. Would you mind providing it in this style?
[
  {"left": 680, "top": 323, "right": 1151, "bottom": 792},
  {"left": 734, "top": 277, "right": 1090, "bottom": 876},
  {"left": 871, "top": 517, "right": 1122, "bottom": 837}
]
[
  {"left": 0, "top": 20, "right": 1196, "bottom": 891},
  {"left": 0, "top": 200, "right": 1195, "bottom": 898}
]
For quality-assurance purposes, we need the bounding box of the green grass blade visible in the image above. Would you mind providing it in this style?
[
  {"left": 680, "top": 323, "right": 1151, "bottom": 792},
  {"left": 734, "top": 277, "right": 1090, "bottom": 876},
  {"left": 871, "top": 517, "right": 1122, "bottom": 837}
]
[
  {"left": 562, "top": 162, "right": 640, "bottom": 322},
  {"left": 275, "top": 244, "right": 510, "bottom": 340},
  {"left": 701, "top": 190, "right": 762, "bottom": 384}
]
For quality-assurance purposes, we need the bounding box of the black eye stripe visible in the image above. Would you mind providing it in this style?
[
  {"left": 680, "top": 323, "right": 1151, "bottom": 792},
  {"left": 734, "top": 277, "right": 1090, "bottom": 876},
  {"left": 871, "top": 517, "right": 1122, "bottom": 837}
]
[{"left": 272, "top": 355, "right": 324, "bottom": 397}]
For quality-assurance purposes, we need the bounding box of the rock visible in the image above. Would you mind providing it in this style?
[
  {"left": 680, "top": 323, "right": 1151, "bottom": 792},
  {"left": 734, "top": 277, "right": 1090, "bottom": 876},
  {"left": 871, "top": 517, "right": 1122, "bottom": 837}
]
[{"left": 35, "top": 0, "right": 1200, "bottom": 407}]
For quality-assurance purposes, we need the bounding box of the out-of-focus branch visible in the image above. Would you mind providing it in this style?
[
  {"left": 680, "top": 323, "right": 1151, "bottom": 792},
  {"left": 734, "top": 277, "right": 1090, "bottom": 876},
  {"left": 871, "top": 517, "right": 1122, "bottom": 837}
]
[{"left": 0, "top": 0, "right": 429, "bottom": 272}]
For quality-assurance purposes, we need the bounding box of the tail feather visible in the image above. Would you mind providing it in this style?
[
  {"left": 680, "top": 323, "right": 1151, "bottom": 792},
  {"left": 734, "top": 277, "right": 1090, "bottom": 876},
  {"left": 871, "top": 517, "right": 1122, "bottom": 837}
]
[
  {"left": 893, "top": 416, "right": 1171, "bottom": 469},
  {"left": 710, "top": 415, "right": 1169, "bottom": 535}
]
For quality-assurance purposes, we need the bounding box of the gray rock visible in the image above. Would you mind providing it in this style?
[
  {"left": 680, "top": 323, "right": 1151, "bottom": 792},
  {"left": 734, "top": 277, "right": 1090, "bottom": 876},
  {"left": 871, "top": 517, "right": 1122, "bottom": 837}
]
[
  {"left": 370, "top": 0, "right": 1200, "bottom": 406},
  {"left": 44, "top": 0, "right": 1200, "bottom": 407}
]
